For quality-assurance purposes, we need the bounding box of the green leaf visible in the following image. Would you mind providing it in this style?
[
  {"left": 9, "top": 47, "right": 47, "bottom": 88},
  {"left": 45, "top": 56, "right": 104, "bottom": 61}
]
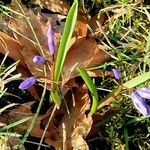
[
  {"left": 78, "top": 68, "right": 98, "bottom": 114},
  {"left": 126, "top": 115, "right": 150, "bottom": 125},
  {"left": 0, "top": 116, "right": 32, "bottom": 131},
  {"left": 124, "top": 128, "right": 129, "bottom": 150},
  {"left": 123, "top": 72, "right": 150, "bottom": 88},
  {"left": 54, "top": 0, "right": 78, "bottom": 84},
  {"left": 50, "top": 91, "right": 61, "bottom": 108}
]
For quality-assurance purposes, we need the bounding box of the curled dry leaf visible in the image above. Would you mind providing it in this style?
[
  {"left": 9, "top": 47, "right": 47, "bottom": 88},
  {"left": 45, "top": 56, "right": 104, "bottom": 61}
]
[
  {"left": 42, "top": 83, "right": 92, "bottom": 149},
  {"left": 62, "top": 37, "right": 112, "bottom": 84},
  {"left": 30, "top": 0, "right": 70, "bottom": 15}
]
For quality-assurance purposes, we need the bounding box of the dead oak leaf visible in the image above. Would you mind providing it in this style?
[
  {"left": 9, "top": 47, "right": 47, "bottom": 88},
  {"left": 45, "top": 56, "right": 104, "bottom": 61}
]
[
  {"left": 8, "top": 102, "right": 44, "bottom": 138},
  {"left": 71, "top": 115, "right": 92, "bottom": 150},
  {"left": 42, "top": 84, "right": 92, "bottom": 149},
  {"left": 9, "top": 10, "right": 61, "bottom": 83},
  {"left": 0, "top": 31, "right": 25, "bottom": 67},
  {"left": 9, "top": 9, "right": 60, "bottom": 59},
  {"left": 32, "top": 6, "right": 66, "bottom": 34},
  {"left": 0, "top": 32, "right": 41, "bottom": 98},
  {"left": 62, "top": 37, "right": 112, "bottom": 83}
]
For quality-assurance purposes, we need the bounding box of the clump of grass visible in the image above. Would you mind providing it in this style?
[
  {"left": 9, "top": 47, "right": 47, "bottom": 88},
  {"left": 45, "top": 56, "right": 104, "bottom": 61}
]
[{"left": 92, "top": 0, "right": 150, "bottom": 149}]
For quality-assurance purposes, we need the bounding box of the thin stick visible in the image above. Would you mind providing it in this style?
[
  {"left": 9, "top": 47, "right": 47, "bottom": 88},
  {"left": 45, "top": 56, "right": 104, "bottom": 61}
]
[{"left": 37, "top": 106, "right": 57, "bottom": 150}]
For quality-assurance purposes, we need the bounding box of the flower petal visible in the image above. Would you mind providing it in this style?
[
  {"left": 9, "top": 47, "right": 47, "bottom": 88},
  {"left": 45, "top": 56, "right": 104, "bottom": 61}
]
[
  {"left": 112, "top": 69, "right": 122, "bottom": 80},
  {"left": 131, "top": 92, "right": 150, "bottom": 116},
  {"left": 47, "top": 26, "right": 55, "bottom": 55},
  {"left": 33, "top": 55, "right": 46, "bottom": 64},
  {"left": 19, "top": 76, "right": 37, "bottom": 90},
  {"left": 136, "top": 87, "right": 150, "bottom": 99}
]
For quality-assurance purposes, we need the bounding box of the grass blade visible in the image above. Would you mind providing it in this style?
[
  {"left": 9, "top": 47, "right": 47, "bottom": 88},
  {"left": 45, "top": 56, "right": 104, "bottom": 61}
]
[
  {"left": 0, "top": 116, "right": 32, "bottom": 131},
  {"left": 126, "top": 115, "right": 150, "bottom": 125},
  {"left": 124, "top": 127, "right": 129, "bottom": 150},
  {"left": 123, "top": 72, "right": 150, "bottom": 88}
]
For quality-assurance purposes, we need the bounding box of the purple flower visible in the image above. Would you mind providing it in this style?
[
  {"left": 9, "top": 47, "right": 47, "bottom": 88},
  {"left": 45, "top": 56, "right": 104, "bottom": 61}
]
[
  {"left": 112, "top": 69, "right": 122, "bottom": 80},
  {"left": 47, "top": 26, "right": 55, "bottom": 55},
  {"left": 19, "top": 76, "right": 37, "bottom": 90},
  {"left": 131, "top": 92, "right": 150, "bottom": 116},
  {"left": 136, "top": 87, "right": 150, "bottom": 99},
  {"left": 33, "top": 55, "right": 46, "bottom": 64}
]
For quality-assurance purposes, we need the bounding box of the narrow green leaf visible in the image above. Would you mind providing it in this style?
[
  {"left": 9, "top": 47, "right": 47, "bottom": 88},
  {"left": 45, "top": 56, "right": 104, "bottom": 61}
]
[
  {"left": 54, "top": 0, "right": 78, "bottom": 84},
  {"left": 126, "top": 115, "right": 150, "bottom": 125},
  {"left": 0, "top": 116, "right": 32, "bottom": 131},
  {"left": 0, "top": 61, "right": 19, "bottom": 78},
  {"left": 124, "top": 128, "right": 129, "bottom": 150},
  {"left": 78, "top": 68, "right": 98, "bottom": 114},
  {"left": 50, "top": 91, "right": 61, "bottom": 108},
  {"left": 124, "top": 72, "right": 150, "bottom": 88},
  {"left": 0, "top": 132, "right": 22, "bottom": 137},
  {"left": 145, "top": 31, "right": 150, "bottom": 52}
]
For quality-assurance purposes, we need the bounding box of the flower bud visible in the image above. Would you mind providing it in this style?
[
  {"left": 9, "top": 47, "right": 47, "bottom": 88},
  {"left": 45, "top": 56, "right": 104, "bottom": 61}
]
[
  {"left": 33, "top": 55, "right": 46, "bottom": 64},
  {"left": 131, "top": 92, "right": 150, "bottom": 116},
  {"left": 19, "top": 76, "right": 37, "bottom": 90},
  {"left": 112, "top": 69, "right": 122, "bottom": 80},
  {"left": 47, "top": 26, "right": 55, "bottom": 55}
]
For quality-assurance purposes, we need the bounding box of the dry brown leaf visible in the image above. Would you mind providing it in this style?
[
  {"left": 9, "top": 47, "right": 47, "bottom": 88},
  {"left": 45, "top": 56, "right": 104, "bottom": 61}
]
[
  {"left": 9, "top": 9, "right": 59, "bottom": 58},
  {"left": 88, "top": 13, "right": 106, "bottom": 35},
  {"left": 6, "top": 83, "right": 92, "bottom": 149},
  {"left": 7, "top": 137, "right": 25, "bottom": 150},
  {"left": 0, "top": 32, "right": 40, "bottom": 98},
  {"left": 74, "top": 11, "right": 88, "bottom": 38},
  {"left": 134, "top": 0, "right": 143, "bottom": 2},
  {"left": 71, "top": 115, "right": 92, "bottom": 150},
  {"left": 30, "top": 0, "right": 70, "bottom": 15},
  {"left": 9, "top": 9, "right": 61, "bottom": 83},
  {"left": 87, "top": 70, "right": 113, "bottom": 78},
  {"left": 62, "top": 37, "right": 112, "bottom": 83},
  {"left": 30, "top": 6, "right": 66, "bottom": 35},
  {"left": 0, "top": 32, "right": 25, "bottom": 67},
  {"left": 42, "top": 83, "right": 92, "bottom": 149},
  {"left": 8, "top": 102, "right": 44, "bottom": 138}
]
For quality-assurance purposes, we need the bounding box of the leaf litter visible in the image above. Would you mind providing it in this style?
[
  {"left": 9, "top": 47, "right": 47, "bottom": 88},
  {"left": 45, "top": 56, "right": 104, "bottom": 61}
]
[{"left": 0, "top": 0, "right": 115, "bottom": 149}]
